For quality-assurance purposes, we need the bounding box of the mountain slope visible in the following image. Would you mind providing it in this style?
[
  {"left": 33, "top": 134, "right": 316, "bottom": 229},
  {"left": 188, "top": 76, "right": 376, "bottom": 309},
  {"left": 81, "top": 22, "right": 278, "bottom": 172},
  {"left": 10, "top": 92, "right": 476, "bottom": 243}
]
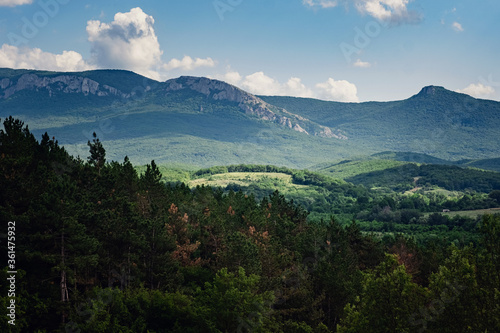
[
  {"left": 0, "top": 69, "right": 355, "bottom": 167},
  {"left": 260, "top": 86, "right": 500, "bottom": 160},
  {"left": 1, "top": 68, "right": 499, "bottom": 167},
  {"left": 0, "top": 69, "right": 343, "bottom": 138}
]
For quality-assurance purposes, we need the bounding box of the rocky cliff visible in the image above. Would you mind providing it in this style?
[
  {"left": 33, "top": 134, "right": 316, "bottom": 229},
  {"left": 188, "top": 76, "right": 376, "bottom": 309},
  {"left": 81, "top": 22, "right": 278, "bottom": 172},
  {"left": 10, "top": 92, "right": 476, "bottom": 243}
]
[
  {"left": 0, "top": 73, "right": 128, "bottom": 99},
  {"left": 163, "top": 76, "right": 346, "bottom": 139},
  {"left": 0, "top": 69, "right": 347, "bottom": 139}
]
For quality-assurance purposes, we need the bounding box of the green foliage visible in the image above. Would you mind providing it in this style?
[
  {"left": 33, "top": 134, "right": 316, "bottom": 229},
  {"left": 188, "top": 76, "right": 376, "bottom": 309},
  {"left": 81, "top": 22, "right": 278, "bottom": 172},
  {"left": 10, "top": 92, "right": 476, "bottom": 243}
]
[
  {"left": 5, "top": 69, "right": 500, "bottom": 169},
  {"left": 87, "top": 132, "right": 106, "bottom": 173},
  {"left": 1, "top": 118, "right": 500, "bottom": 332},
  {"left": 196, "top": 267, "right": 274, "bottom": 333},
  {"left": 261, "top": 87, "right": 500, "bottom": 160},
  {"left": 337, "top": 254, "right": 429, "bottom": 333}
]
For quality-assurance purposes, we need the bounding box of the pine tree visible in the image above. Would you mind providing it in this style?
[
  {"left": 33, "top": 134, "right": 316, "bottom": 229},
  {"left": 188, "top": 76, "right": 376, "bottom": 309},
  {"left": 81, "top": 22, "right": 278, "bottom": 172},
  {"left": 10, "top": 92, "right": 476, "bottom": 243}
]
[{"left": 87, "top": 132, "right": 106, "bottom": 175}]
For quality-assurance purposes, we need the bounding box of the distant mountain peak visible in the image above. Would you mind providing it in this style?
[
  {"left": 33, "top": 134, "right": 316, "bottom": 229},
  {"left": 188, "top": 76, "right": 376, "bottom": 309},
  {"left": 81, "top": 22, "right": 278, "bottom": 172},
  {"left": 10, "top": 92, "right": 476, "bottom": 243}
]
[{"left": 415, "top": 85, "right": 447, "bottom": 97}]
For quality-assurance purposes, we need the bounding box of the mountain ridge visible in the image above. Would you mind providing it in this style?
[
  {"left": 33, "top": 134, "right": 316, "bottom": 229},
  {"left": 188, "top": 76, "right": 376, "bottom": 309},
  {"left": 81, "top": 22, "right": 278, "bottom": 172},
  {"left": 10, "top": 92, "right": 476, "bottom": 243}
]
[
  {"left": 0, "top": 68, "right": 344, "bottom": 138},
  {"left": 1, "top": 68, "right": 499, "bottom": 167}
]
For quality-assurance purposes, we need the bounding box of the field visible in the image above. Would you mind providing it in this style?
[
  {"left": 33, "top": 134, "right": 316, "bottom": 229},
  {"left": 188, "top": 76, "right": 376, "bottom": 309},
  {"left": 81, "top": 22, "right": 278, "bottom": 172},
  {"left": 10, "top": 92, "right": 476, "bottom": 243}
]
[{"left": 188, "top": 172, "right": 301, "bottom": 188}]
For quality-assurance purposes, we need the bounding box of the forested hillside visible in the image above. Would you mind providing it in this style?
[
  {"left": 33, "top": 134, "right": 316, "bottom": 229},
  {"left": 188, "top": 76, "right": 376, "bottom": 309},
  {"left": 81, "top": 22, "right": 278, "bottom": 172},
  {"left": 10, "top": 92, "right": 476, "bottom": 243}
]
[
  {"left": 1, "top": 117, "right": 499, "bottom": 332},
  {"left": 261, "top": 86, "right": 500, "bottom": 161},
  {"left": 2, "top": 69, "right": 500, "bottom": 168}
]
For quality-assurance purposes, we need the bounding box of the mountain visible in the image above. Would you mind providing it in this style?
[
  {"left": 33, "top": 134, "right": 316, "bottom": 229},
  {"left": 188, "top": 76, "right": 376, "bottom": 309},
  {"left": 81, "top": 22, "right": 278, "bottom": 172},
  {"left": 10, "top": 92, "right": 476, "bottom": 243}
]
[
  {"left": 0, "top": 69, "right": 343, "bottom": 138},
  {"left": 0, "top": 68, "right": 354, "bottom": 167},
  {"left": 1, "top": 68, "right": 499, "bottom": 168},
  {"left": 260, "top": 86, "right": 500, "bottom": 160}
]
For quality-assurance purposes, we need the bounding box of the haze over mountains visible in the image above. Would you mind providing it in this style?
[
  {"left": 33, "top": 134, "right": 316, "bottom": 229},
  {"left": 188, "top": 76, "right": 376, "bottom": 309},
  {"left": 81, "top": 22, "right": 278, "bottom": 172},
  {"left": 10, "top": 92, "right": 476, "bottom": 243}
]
[{"left": 1, "top": 68, "right": 499, "bottom": 168}]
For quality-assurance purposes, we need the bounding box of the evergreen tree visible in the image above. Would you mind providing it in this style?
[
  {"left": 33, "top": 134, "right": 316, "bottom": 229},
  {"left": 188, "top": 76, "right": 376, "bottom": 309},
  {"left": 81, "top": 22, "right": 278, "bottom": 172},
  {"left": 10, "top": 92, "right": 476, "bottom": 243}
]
[{"left": 87, "top": 132, "right": 106, "bottom": 175}]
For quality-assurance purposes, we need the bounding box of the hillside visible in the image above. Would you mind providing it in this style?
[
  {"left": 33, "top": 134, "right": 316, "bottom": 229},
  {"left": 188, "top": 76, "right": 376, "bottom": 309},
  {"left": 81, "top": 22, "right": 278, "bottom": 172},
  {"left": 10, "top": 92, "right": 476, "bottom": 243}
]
[
  {"left": 260, "top": 86, "right": 500, "bottom": 160},
  {"left": 1, "top": 68, "right": 500, "bottom": 168},
  {"left": 0, "top": 68, "right": 356, "bottom": 168},
  {"left": 311, "top": 152, "right": 500, "bottom": 193},
  {"left": 2, "top": 116, "right": 499, "bottom": 332}
]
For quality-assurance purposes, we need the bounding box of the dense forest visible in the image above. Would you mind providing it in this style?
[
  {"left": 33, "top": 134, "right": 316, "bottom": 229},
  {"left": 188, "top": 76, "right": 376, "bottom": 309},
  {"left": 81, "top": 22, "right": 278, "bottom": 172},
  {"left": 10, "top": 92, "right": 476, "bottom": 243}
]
[{"left": 1, "top": 117, "right": 499, "bottom": 332}]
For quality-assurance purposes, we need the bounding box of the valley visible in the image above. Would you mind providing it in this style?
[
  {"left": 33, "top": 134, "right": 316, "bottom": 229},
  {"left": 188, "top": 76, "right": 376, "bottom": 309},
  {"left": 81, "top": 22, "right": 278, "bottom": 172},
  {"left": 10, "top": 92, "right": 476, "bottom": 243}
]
[
  {"left": 1, "top": 69, "right": 500, "bottom": 333},
  {"left": 2, "top": 68, "right": 500, "bottom": 168}
]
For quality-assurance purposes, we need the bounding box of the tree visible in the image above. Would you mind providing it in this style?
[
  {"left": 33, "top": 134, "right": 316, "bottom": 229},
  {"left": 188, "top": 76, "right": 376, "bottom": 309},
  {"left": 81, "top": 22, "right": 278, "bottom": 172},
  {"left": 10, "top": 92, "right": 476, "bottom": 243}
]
[
  {"left": 489, "top": 190, "right": 500, "bottom": 205},
  {"left": 337, "top": 254, "right": 429, "bottom": 333},
  {"left": 87, "top": 132, "right": 106, "bottom": 175},
  {"left": 195, "top": 267, "right": 274, "bottom": 333}
]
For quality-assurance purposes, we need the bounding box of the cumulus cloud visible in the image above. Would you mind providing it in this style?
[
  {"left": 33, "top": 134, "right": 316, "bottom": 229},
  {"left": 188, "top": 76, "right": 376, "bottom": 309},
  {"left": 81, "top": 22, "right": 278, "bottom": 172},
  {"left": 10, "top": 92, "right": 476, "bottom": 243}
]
[
  {"left": 452, "top": 22, "right": 464, "bottom": 32},
  {"left": 303, "top": 0, "right": 339, "bottom": 8},
  {"left": 0, "top": 8, "right": 217, "bottom": 80},
  {"left": 304, "top": 0, "right": 422, "bottom": 24},
  {"left": 0, "top": 0, "right": 32, "bottom": 7},
  {"left": 283, "top": 77, "right": 316, "bottom": 98},
  {"left": 223, "top": 71, "right": 243, "bottom": 86},
  {"left": 86, "top": 7, "right": 163, "bottom": 79},
  {"left": 0, "top": 44, "right": 94, "bottom": 71},
  {"left": 163, "top": 56, "right": 216, "bottom": 71},
  {"left": 353, "top": 59, "right": 371, "bottom": 68},
  {"left": 240, "top": 72, "right": 283, "bottom": 95},
  {"left": 237, "top": 72, "right": 315, "bottom": 98},
  {"left": 316, "top": 78, "right": 359, "bottom": 102},
  {"left": 354, "top": 0, "right": 422, "bottom": 24},
  {"left": 458, "top": 83, "right": 495, "bottom": 99},
  {"left": 222, "top": 70, "right": 357, "bottom": 101}
]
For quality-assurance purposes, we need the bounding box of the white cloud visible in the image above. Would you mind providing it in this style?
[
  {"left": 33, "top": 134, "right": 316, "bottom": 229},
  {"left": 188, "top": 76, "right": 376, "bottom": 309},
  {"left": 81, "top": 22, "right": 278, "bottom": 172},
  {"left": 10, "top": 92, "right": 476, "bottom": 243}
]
[
  {"left": 86, "top": 7, "right": 163, "bottom": 80},
  {"left": 163, "top": 56, "right": 216, "bottom": 71},
  {"left": 0, "top": 8, "right": 216, "bottom": 81},
  {"left": 458, "top": 83, "right": 495, "bottom": 99},
  {"left": 223, "top": 71, "right": 243, "bottom": 86},
  {"left": 0, "top": 44, "right": 94, "bottom": 72},
  {"left": 316, "top": 78, "right": 359, "bottom": 102},
  {"left": 0, "top": 0, "right": 32, "bottom": 7},
  {"left": 355, "top": 0, "right": 422, "bottom": 24},
  {"left": 238, "top": 71, "right": 315, "bottom": 98},
  {"left": 283, "top": 77, "right": 315, "bottom": 98},
  {"left": 303, "top": 0, "right": 339, "bottom": 8},
  {"left": 452, "top": 21, "right": 464, "bottom": 32},
  {"left": 353, "top": 59, "right": 371, "bottom": 68},
  {"left": 224, "top": 70, "right": 357, "bottom": 101},
  {"left": 240, "top": 72, "right": 283, "bottom": 95},
  {"left": 304, "top": 0, "right": 422, "bottom": 24}
]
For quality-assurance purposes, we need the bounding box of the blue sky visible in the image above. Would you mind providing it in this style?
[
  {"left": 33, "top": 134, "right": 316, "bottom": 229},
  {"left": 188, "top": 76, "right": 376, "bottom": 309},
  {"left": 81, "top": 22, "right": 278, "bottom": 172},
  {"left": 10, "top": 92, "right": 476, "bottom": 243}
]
[{"left": 0, "top": 0, "right": 499, "bottom": 102}]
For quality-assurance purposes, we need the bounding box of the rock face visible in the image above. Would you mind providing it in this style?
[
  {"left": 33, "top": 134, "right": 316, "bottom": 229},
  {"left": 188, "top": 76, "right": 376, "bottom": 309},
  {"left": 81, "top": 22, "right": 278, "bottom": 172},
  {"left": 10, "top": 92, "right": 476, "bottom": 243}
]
[
  {"left": 0, "top": 74, "right": 127, "bottom": 99},
  {"left": 0, "top": 69, "right": 347, "bottom": 139},
  {"left": 163, "top": 76, "right": 347, "bottom": 139}
]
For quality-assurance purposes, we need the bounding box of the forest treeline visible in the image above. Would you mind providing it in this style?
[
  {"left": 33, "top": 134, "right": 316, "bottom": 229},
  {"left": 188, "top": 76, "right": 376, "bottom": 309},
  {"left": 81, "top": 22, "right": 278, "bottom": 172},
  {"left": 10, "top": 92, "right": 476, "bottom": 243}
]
[
  {"left": 194, "top": 164, "right": 499, "bottom": 242},
  {"left": 347, "top": 163, "right": 500, "bottom": 193},
  {"left": 1, "top": 117, "right": 499, "bottom": 332}
]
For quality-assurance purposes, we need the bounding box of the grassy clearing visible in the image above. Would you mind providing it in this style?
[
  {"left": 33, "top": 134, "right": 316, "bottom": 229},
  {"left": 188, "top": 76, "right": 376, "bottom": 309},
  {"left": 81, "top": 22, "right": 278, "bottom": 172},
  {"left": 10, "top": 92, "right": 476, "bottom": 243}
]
[
  {"left": 316, "top": 159, "right": 407, "bottom": 180},
  {"left": 188, "top": 172, "right": 300, "bottom": 188}
]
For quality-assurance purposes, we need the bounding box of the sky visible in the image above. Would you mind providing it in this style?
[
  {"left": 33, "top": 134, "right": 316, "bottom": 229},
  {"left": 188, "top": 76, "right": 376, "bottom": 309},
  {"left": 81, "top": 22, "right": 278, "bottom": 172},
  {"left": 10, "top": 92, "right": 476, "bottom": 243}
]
[{"left": 0, "top": 0, "right": 499, "bottom": 102}]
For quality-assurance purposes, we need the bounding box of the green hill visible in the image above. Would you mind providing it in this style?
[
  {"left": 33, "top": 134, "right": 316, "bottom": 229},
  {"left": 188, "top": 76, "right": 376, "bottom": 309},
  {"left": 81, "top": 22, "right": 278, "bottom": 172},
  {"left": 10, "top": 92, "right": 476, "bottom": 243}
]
[
  {"left": 260, "top": 86, "right": 500, "bottom": 161},
  {"left": 2, "top": 69, "right": 500, "bottom": 168}
]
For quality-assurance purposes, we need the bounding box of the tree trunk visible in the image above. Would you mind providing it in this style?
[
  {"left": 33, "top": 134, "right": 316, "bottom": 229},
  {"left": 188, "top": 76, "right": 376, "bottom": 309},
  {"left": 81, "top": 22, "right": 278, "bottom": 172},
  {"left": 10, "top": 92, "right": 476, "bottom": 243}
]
[{"left": 61, "top": 231, "right": 69, "bottom": 324}]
